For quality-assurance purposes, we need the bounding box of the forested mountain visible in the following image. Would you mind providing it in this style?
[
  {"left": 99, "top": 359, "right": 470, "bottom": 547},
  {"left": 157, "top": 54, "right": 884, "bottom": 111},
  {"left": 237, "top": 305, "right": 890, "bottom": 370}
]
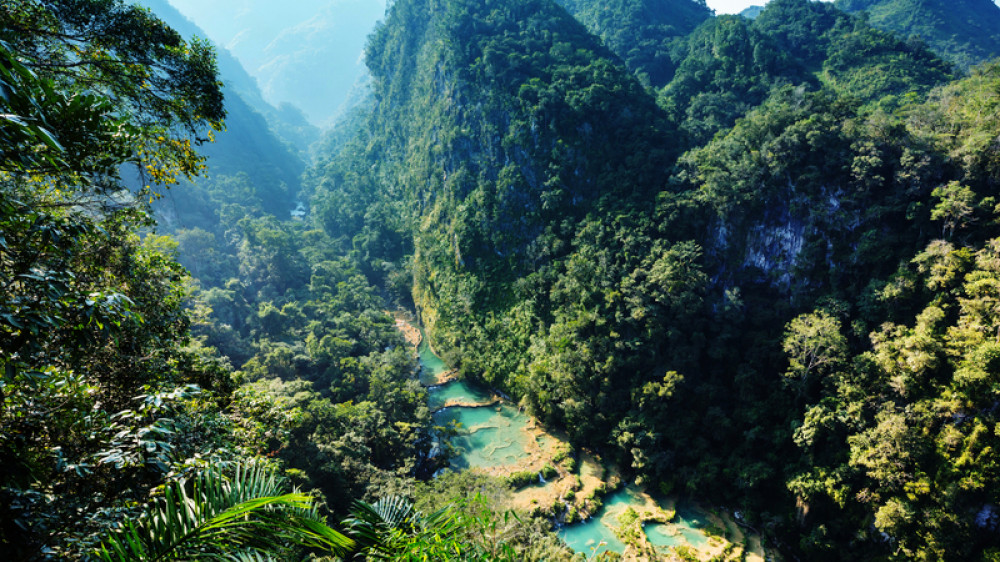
[
  {"left": 660, "top": 0, "right": 951, "bottom": 147},
  {"left": 311, "top": 0, "right": 998, "bottom": 558},
  {"left": 164, "top": 0, "right": 387, "bottom": 126},
  {"left": 139, "top": 0, "right": 320, "bottom": 156},
  {"left": 835, "top": 0, "right": 1000, "bottom": 70},
  {"left": 4, "top": 0, "right": 1000, "bottom": 560},
  {"left": 553, "top": 0, "right": 711, "bottom": 87}
]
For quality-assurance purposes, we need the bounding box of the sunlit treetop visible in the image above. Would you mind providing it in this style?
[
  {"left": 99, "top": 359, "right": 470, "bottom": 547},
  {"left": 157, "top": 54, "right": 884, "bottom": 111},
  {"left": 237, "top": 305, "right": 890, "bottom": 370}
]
[{"left": 0, "top": 0, "right": 225, "bottom": 193}]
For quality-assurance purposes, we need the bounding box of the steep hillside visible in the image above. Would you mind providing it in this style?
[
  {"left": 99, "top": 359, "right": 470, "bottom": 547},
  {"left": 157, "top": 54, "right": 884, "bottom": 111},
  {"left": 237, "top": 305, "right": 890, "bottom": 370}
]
[
  {"left": 315, "top": 0, "right": 951, "bottom": 454},
  {"left": 554, "top": 0, "right": 712, "bottom": 87},
  {"left": 312, "top": 0, "right": 686, "bottom": 444},
  {"left": 836, "top": 0, "right": 1000, "bottom": 69},
  {"left": 137, "top": 0, "right": 308, "bottom": 231},
  {"left": 661, "top": 0, "right": 951, "bottom": 147},
  {"left": 753, "top": 0, "right": 952, "bottom": 101},
  {"left": 165, "top": 0, "right": 387, "bottom": 126},
  {"left": 308, "top": 0, "right": 1000, "bottom": 558},
  {"left": 141, "top": 0, "right": 319, "bottom": 156}
]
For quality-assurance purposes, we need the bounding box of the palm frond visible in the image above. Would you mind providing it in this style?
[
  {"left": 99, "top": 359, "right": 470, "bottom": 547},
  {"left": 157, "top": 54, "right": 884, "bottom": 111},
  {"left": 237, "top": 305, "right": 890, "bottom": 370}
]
[
  {"left": 97, "top": 462, "right": 353, "bottom": 561},
  {"left": 349, "top": 495, "right": 416, "bottom": 530},
  {"left": 342, "top": 496, "right": 421, "bottom": 559},
  {"left": 342, "top": 496, "right": 476, "bottom": 560},
  {"left": 225, "top": 551, "right": 279, "bottom": 562}
]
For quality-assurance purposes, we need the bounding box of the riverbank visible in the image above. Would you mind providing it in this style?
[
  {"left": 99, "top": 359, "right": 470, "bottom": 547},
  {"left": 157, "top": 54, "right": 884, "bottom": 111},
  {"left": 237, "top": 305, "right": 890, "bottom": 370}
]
[{"left": 396, "top": 313, "right": 767, "bottom": 561}]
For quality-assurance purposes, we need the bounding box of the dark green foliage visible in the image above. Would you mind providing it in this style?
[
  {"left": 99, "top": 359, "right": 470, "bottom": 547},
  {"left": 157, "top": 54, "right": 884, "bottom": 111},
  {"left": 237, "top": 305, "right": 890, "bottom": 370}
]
[
  {"left": 836, "top": 0, "right": 1000, "bottom": 70},
  {"left": 755, "top": 0, "right": 953, "bottom": 104},
  {"left": 1, "top": 0, "right": 224, "bottom": 131},
  {"left": 342, "top": 494, "right": 533, "bottom": 560},
  {"left": 659, "top": 14, "right": 810, "bottom": 146},
  {"left": 304, "top": 0, "right": 1000, "bottom": 559},
  {"left": 659, "top": 0, "right": 951, "bottom": 150},
  {"left": 0, "top": 3, "right": 246, "bottom": 556},
  {"left": 97, "top": 462, "right": 353, "bottom": 561},
  {"left": 554, "top": 0, "right": 712, "bottom": 87}
]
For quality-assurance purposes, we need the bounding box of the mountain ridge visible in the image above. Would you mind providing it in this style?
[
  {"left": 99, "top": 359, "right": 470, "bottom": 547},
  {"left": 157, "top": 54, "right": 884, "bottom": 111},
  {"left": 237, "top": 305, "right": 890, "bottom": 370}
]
[
  {"left": 553, "top": 0, "right": 712, "bottom": 87},
  {"left": 164, "top": 0, "right": 387, "bottom": 126},
  {"left": 835, "top": 0, "right": 1000, "bottom": 69}
]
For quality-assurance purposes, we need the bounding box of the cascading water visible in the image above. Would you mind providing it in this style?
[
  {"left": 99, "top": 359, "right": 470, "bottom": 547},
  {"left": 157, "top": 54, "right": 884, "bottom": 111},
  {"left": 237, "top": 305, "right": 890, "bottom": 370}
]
[{"left": 413, "top": 321, "right": 747, "bottom": 559}]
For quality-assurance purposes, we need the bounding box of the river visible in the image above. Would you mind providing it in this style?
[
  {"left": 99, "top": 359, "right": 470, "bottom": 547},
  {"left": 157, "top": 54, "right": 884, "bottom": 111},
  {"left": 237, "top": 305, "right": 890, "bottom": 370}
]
[{"left": 398, "top": 313, "right": 765, "bottom": 560}]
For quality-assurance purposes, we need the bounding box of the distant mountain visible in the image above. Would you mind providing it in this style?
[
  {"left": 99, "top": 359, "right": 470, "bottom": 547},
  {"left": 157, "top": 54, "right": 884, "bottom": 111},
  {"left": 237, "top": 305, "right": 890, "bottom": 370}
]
[
  {"left": 139, "top": 0, "right": 318, "bottom": 157},
  {"left": 656, "top": 0, "right": 950, "bottom": 148},
  {"left": 554, "top": 0, "right": 712, "bottom": 87},
  {"left": 137, "top": 0, "right": 308, "bottom": 225},
  {"left": 165, "top": 0, "right": 386, "bottom": 126},
  {"left": 835, "top": 0, "right": 1000, "bottom": 69},
  {"left": 740, "top": 5, "right": 765, "bottom": 18}
]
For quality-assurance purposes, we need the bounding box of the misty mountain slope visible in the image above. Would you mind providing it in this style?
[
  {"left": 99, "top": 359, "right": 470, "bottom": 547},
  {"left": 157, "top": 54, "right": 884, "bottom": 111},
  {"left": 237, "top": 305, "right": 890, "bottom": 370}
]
[
  {"left": 138, "top": 0, "right": 306, "bottom": 196},
  {"left": 165, "top": 0, "right": 387, "bottom": 126},
  {"left": 553, "top": 0, "right": 712, "bottom": 87},
  {"left": 140, "top": 0, "right": 319, "bottom": 156},
  {"left": 836, "top": 0, "right": 1000, "bottom": 69},
  {"left": 353, "top": 0, "right": 681, "bottom": 258}
]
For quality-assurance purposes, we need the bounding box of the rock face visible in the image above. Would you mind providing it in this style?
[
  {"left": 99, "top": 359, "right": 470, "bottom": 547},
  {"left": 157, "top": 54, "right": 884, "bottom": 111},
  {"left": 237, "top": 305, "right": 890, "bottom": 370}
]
[{"left": 744, "top": 220, "right": 807, "bottom": 286}]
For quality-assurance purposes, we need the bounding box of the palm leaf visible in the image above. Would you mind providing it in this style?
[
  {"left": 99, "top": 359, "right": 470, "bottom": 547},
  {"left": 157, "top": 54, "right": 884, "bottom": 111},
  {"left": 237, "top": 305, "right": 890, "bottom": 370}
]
[
  {"left": 226, "top": 551, "right": 279, "bottom": 562},
  {"left": 97, "top": 462, "right": 353, "bottom": 561},
  {"left": 343, "top": 496, "right": 473, "bottom": 560}
]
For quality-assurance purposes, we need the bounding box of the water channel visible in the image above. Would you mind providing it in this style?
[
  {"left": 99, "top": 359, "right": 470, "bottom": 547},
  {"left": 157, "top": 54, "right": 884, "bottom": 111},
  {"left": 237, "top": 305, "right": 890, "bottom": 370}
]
[{"left": 412, "top": 321, "right": 761, "bottom": 560}]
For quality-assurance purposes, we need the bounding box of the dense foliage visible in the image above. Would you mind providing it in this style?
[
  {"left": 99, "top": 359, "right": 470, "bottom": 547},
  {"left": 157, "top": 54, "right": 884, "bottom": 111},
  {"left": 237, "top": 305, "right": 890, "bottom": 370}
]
[
  {"left": 308, "top": 0, "right": 1000, "bottom": 559},
  {"left": 836, "top": 0, "right": 1000, "bottom": 70},
  {"left": 8, "top": 0, "right": 1000, "bottom": 559},
  {"left": 0, "top": 1, "right": 240, "bottom": 556},
  {"left": 554, "top": 0, "right": 711, "bottom": 87},
  {"left": 0, "top": 1, "right": 438, "bottom": 559}
]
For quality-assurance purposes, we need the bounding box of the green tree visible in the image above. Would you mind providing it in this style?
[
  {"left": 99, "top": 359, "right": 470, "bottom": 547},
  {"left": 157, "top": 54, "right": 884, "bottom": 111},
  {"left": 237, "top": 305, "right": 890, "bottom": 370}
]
[
  {"left": 783, "top": 310, "right": 848, "bottom": 395},
  {"left": 931, "top": 181, "right": 977, "bottom": 239},
  {"left": 1, "top": 2, "right": 233, "bottom": 557}
]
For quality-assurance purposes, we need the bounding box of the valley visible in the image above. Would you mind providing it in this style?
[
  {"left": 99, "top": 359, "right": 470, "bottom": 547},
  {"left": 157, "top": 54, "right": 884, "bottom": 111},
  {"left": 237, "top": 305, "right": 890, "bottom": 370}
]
[
  {"left": 402, "top": 312, "right": 766, "bottom": 560},
  {"left": 4, "top": 0, "right": 1000, "bottom": 560}
]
